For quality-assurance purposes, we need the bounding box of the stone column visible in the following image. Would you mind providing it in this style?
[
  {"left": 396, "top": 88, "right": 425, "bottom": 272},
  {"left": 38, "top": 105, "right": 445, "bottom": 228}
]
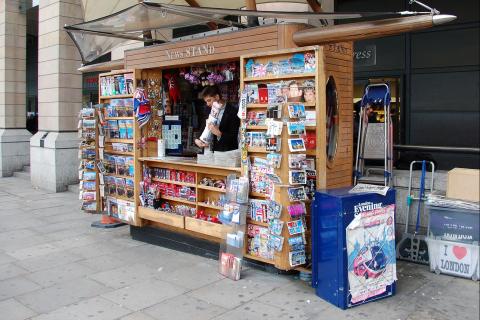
[
  {"left": 30, "top": 0, "right": 82, "bottom": 192},
  {"left": 0, "top": 0, "right": 31, "bottom": 177}
]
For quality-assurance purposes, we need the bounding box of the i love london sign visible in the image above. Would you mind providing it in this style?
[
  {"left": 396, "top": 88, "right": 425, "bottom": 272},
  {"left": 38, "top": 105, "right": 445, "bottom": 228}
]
[{"left": 428, "top": 239, "right": 479, "bottom": 280}]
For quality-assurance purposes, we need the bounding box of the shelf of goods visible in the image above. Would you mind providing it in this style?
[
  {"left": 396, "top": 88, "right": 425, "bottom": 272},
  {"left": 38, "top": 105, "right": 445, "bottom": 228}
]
[
  {"left": 138, "top": 157, "right": 240, "bottom": 242},
  {"left": 97, "top": 69, "right": 141, "bottom": 226},
  {"left": 239, "top": 45, "right": 354, "bottom": 271},
  {"left": 78, "top": 105, "right": 99, "bottom": 212}
]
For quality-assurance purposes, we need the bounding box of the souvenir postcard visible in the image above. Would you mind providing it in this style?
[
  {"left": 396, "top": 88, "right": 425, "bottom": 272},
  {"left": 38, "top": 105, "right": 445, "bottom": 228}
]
[
  {"left": 267, "top": 200, "right": 282, "bottom": 220},
  {"left": 249, "top": 172, "right": 273, "bottom": 195},
  {"left": 238, "top": 90, "right": 248, "bottom": 119},
  {"left": 268, "top": 219, "right": 284, "bottom": 236},
  {"left": 115, "top": 177, "right": 126, "bottom": 196},
  {"left": 289, "top": 170, "right": 307, "bottom": 185},
  {"left": 290, "top": 53, "right": 305, "bottom": 74},
  {"left": 115, "top": 157, "right": 126, "bottom": 175},
  {"left": 304, "top": 52, "right": 316, "bottom": 72},
  {"left": 96, "top": 161, "right": 106, "bottom": 174},
  {"left": 288, "top": 235, "right": 305, "bottom": 251},
  {"left": 125, "top": 120, "right": 134, "bottom": 139},
  {"left": 289, "top": 250, "right": 306, "bottom": 267},
  {"left": 287, "top": 121, "right": 306, "bottom": 136},
  {"left": 305, "top": 158, "right": 315, "bottom": 170},
  {"left": 288, "top": 186, "right": 307, "bottom": 201},
  {"left": 253, "top": 157, "right": 270, "bottom": 169},
  {"left": 266, "top": 104, "right": 282, "bottom": 119},
  {"left": 82, "top": 181, "right": 96, "bottom": 191},
  {"left": 288, "top": 154, "right": 307, "bottom": 169},
  {"left": 81, "top": 108, "right": 95, "bottom": 118},
  {"left": 106, "top": 104, "right": 117, "bottom": 118},
  {"left": 305, "top": 110, "right": 316, "bottom": 127},
  {"left": 268, "top": 234, "right": 284, "bottom": 252},
  {"left": 82, "top": 191, "right": 96, "bottom": 202},
  {"left": 118, "top": 120, "right": 127, "bottom": 139},
  {"left": 83, "top": 160, "right": 96, "bottom": 170},
  {"left": 126, "top": 178, "right": 135, "bottom": 199},
  {"left": 279, "top": 59, "right": 291, "bottom": 74},
  {"left": 287, "top": 219, "right": 305, "bottom": 235},
  {"left": 126, "top": 157, "right": 135, "bottom": 176},
  {"left": 82, "top": 201, "right": 97, "bottom": 211},
  {"left": 287, "top": 202, "right": 306, "bottom": 218},
  {"left": 82, "top": 148, "right": 96, "bottom": 161},
  {"left": 83, "top": 171, "right": 96, "bottom": 181},
  {"left": 266, "top": 153, "right": 282, "bottom": 169},
  {"left": 246, "top": 111, "right": 267, "bottom": 126},
  {"left": 266, "top": 173, "right": 282, "bottom": 185},
  {"left": 251, "top": 158, "right": 274, "bottom": 175},
  {"left": 288, "top": 104, "right": 306, "bottom": 118},
  {"left": 247, "top": 132, "right": 266, "bottom": 147},
  {"left": 265, "top": 119, "right": 283, "bottom": 136},
  {"left": 106, "top": 176, "right": 117, "bottom": 195},
  {"left": 267, "top": 83, "right": 284, "bottom": 104},
  {"left": 245, "top": 84, "right": 259, "bottom": 104},
  {"left": 249, "top": 199, "right": 268, "bottom": 222},
  {"left": 108, "top": 120, "right": 120, "bottom": 139},
  {"left": 266, "top": 136, "right": 281, "bottom": 152},
  {"left": 288, "top": 138, "right": 306, "bottom": 152},
  {"left": 106, "top": 197, "right": 119, "bottom": 217}
]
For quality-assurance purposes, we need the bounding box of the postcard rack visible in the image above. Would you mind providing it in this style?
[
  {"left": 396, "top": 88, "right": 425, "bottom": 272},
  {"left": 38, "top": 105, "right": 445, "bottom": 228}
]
[
  {"left": 97, "top": 69, "right": 142, "bottom": 226},
  {"left": 240, "top": 45, "right": 354, "bottom": 270}
]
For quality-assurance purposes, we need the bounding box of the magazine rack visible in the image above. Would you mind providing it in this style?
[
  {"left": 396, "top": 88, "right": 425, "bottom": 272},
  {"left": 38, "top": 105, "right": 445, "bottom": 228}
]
[{"left": 240, "top": 45, "right": 354, "bottom": 270}]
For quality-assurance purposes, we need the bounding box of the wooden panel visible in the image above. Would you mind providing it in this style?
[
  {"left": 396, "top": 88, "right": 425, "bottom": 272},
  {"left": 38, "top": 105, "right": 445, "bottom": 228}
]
[
  {"left": 138, "top": 207, "right": 185, "bottom": 228},
  {"left": 277, "top": 23, "right": 307, "bottom": 49},
  {"left": 323, "top": 42, "right": 354, "bottom": 188},
  {"left": 128, "top": 40, "right": 278, "bottom": 69},
  {"left": 147, "top": 221, "right": 223, "bottom": 243},
  {"left": 185, "top": 217, "right": 232, "bottom": 239},
  {"left": 129, "top": 32, "right": 278, "bottom": 63},
  {"left": 139, "top": 157, "right": 241, "bottom": 174},
  {"left": 125, "top": 25, "right": 284, "bottom": 69}
]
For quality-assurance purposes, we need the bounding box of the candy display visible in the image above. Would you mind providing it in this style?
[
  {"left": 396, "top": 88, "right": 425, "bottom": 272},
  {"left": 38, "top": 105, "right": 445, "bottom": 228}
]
[
  {"left": 199, "top": 177, "right": 226, "bottom": 189},
  {"left": 150, "top": 168, "right": 196, "bottom": 184}
]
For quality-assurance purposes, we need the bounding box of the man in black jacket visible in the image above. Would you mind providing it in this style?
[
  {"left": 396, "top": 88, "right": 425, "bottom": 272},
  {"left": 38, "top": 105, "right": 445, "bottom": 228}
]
[{"left": 195, "top": 86, "right": 240, "bottom": 152}]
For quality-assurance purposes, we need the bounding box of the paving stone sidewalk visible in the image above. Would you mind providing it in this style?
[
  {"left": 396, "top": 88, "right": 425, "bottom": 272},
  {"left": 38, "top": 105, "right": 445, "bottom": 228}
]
[{"left": 0, "top": 176, "right": 478, "bottom": 320}]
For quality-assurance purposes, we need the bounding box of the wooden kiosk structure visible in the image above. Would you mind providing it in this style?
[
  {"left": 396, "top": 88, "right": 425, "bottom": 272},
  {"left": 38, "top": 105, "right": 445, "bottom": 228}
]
[{"left": 96, "top": 23, "right": 353, "bottom": 270}]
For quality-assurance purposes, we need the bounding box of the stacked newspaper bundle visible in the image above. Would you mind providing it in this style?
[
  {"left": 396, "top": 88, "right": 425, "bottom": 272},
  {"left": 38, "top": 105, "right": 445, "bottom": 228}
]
[{"left": 427, "top": 194, "right": 479, "bottom": 211}]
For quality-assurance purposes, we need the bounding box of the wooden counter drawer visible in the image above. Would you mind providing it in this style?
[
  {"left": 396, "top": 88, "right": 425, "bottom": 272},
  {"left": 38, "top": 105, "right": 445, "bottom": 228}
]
[
  {"left": 184, "top": 217, "right": 231, "bottom": 239},
  {"left": 138, "top": 207, "right": 185, "bottom": 228}
]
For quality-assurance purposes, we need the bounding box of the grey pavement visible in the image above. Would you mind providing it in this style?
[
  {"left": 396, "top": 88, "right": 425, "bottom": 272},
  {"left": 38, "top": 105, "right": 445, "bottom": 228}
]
[{"left": 0, "top": 176, "right": 478, "bottom": 320}]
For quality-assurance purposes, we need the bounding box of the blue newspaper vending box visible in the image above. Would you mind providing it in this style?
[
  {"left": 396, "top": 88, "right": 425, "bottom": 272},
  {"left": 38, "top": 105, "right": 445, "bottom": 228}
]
[{"left": 312, "top": 188, "right": 397, "bottom": 309}]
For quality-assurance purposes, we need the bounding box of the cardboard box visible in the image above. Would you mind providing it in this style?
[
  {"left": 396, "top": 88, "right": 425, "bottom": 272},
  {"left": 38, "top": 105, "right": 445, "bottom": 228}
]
[{"left": 447, "top": 168, "right": 479, "bottom": 203}]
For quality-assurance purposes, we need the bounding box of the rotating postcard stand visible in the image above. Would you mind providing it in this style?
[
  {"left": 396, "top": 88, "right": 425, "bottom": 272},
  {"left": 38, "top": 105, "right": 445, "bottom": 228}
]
[{"left": 218, "top": 175, "right": 249, "bottom": 280}]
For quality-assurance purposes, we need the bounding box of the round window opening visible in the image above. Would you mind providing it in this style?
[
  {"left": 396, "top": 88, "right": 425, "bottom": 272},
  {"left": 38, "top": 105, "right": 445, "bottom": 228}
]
[{"left": 326, "top": 76, "right": 339, "bottom": 167}]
